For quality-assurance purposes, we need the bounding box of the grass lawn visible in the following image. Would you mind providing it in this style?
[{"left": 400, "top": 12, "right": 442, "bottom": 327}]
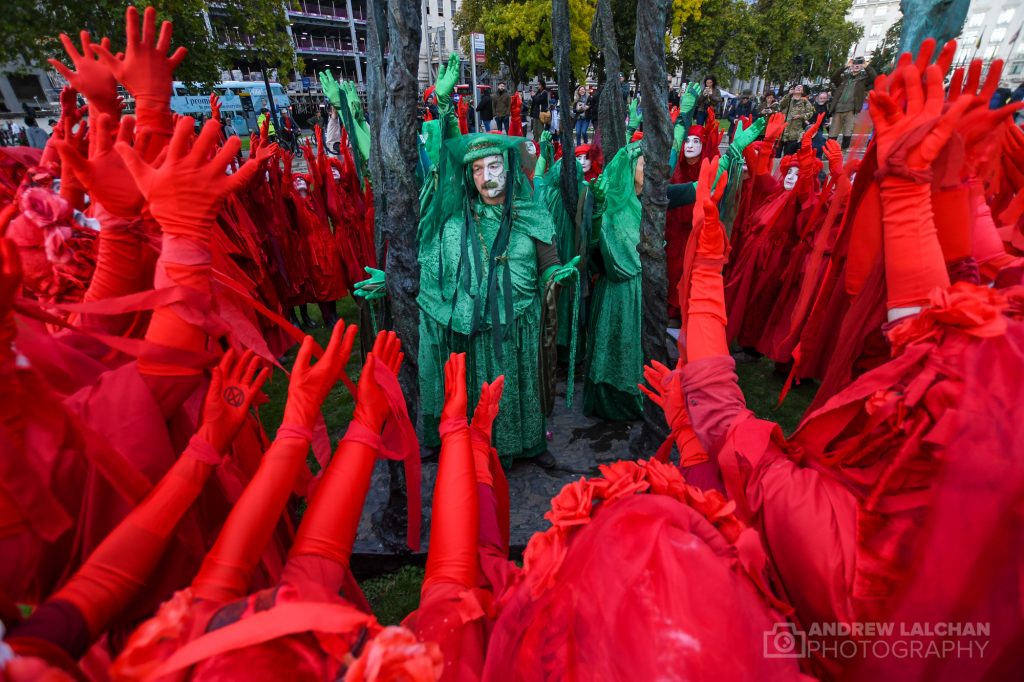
[{"left": 265, "top": 298, "right": 817, "bottom": 623}]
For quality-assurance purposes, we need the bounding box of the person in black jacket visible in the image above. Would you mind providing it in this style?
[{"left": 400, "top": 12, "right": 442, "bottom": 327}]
[
  {"left": 476, "top": 88, "right": 494, "bottom": 131},
  {"left": 725, "top": 90, "right": 755, "bottom": 140},
  {"left": 530, "top": 79, "right": 550, "bottom": 141}
]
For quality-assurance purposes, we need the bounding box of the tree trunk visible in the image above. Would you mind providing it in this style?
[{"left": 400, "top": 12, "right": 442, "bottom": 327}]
[
  {"left": 592, "top": 0, "right": 626, "bottom": 163},
  {"left": 367, "top": 0, "right": 423, "bottom": 551},
  {"left": 552, "top": 0, "right": 579, "bottom": 222},
  {"left": 633, "top": 0, "right": 672, "bottom": 455}
]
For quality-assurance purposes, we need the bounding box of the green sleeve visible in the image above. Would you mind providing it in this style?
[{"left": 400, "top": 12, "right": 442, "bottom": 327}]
[{"left": 667, "top": 182, "right": 696, "bottom": 209}]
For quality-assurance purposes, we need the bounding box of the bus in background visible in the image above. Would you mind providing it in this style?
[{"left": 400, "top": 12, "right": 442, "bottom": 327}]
[{"left": 169, "top": 81, "right": 290, "bottom": 135}]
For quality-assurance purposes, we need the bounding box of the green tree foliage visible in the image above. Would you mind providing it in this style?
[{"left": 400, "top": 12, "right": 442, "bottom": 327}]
[
  {"left": 454, "top": 0, "right": 595, "bottom": 85},
  {"left": 0, "top": 0, "right": 298, "bottom": 88},
  {"left": 667, "top": 0, "right": 861, "bottom": 84}
]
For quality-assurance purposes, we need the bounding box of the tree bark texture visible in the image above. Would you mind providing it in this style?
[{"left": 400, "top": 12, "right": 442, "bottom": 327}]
[
  {"left": 633, "top": 0, "right": 672, "bottom": 454},
  {"left": 552, "top": 0, "right": 579, "bottom": 225},
  {"left": 367, "top": 0, "right": 423, "bottom": 551},
  {"left": 592, "top": 0, "right": 626, "bottom": 165}
]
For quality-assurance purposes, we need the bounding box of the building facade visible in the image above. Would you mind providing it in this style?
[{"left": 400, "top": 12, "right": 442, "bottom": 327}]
[
  {"left": 420, "top": 0, "right": 463, "bottom": 86},
  {"left": 846, "top": 0, "right": 902, "bottom": 61}
]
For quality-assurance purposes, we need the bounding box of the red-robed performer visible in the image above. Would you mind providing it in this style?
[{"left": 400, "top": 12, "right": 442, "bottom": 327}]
[
  {"left": 663, "top": 53, "right": 1024, "bottom": 679},
  {"left": 665, "top": 113, "right": 720, "bottom": 320},
  {"left": 724, "top": 114, "right": 825, "bottom": 356}
]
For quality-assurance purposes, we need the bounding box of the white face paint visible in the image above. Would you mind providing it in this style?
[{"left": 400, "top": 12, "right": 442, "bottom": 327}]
[
  {"left": 683, "top": 135, "right": 703, "bottom": 160},
  {"left": 783, "top": 166, "right": 799, "bottom": 191},
  {"left": 331, "top": 167, "right": 341, "bottom": 181},
  {"left": 294, "top": 177, "right": 308, "bottom": 196},
  {"left": 472, "top": 154, "right": 507, "bottom": 200},
  {"left": 525, "top": 142, "right": 537, "bottom": 157},
  {"left": 577, "top": 154, "right": 592, "bottom": 173}
]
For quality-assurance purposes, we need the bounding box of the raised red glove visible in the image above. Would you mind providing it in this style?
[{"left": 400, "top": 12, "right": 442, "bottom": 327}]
[
  {"left": 116, "top": 117, "right": 260, "bottom": 240},
  {"left": 209, "top": 92, "right": 221, "bottom": 121},
  {"left": 56, "top": 113, "right": 144, "bottom": 217},
  {"left": 93, "top": 6, "right": 187, "bottom": 158},
  {"left": 424, "top": 353, "right": 478, "bottom": 592},
  {"left": 52, "top": 349, "right": 266, "bottom": 637},
  {"left": 351, "top": 330, "right": 402, "bottom": 432},
  {"left": 283, "top": 321, "right": 359, "bottom": 431},
  {"left": 763, "top": 112, "right": 785, "bottom": 147},
  {"left": 869, "top": 62, "right": 972, "bottom": 314},
  {"left": 48, "top": 32, "right": 121, "bottom": 119},
  {"left": 639, "top": 360, "right": 707, "bottom": 466},
  {"left": 800, "top": 112, "right": 825, "bottom": 152},
  {"left": 469, "top": 376, "right": 504, "bottom": 488},
  {"left": 289, "top": 332, "right": 402, "bottom": 567},
  {"left": 197, "top": 348, "right": 270, "bottom": 453},
  {"left": 683, "top": 157, "right": 729, "bottom": 362}
]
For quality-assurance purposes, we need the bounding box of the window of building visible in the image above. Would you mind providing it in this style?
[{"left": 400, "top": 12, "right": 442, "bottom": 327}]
[
  {"left": 968, "top": 12, "right": 986, "bottom": 28},
  {"left": 870, "top": 23, "right": 884, "bottom": 37},
  {"left": 991, "top": 27, "right": 1007, "bottom": 43},
  {"left": 452, "top": 0, "right": 458, "bottom": 17},
  {"left": 1009, "top": 61, "right": 1023, "bottom": 76},
  {"left": 983, "top": 46, "right": 997, "bottom": 61},
  {"left": 851, "top": 8, "right": 865, "bottom": 19},
  {"left": 997, "top": 9, "right": 1015, "bottom": 25}
]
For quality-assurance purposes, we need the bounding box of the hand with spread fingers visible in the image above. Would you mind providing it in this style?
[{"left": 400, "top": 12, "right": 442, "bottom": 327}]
[
  {"left": 48, "top": 31, "right": 121, "bottom": 119},
  {"left": 56, "top": 113, "right": 144, "bottom": 217},
  {"left": 198, "top": 349, "right": 272, "bottom": 453},
  {"left": 353, "top": 330, "right": 404, "bottom": 432},
  {"left": 283, "top": 321, "right": 359, "bottom": 431},
  {"left": 115, "top": 117, "right": 261, "bottom": 239}
]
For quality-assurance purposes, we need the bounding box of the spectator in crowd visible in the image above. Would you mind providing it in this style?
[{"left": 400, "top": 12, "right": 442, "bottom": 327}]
[
  {"left": 759, "top": 91, "right": 780, "bottom": 118},
  {"left": 829, "top": 56, "right": 876, "bottom": 149},
  {"left": 573, "top": 85, "right": 592, "bottom": 146},
  {"left": 779, "top": 84, "right": 816, "bottom": 155},
  {"left": 531, "top": 79, "right": 550, "bottom": 141},
  {"left": 492, "top": 82, "right": 511, "bottom": 132},
  {"left": 222, "top": 116, "right": 237, "bottom": 139},
  {"left": 668, "top": 81, "right": 680, "bottom": 108},
  {"left": 695, "top": 75, "right": 723, "bottom": 125},
  {"left": 726, "top": 89, "right": 755, "bottom": 140},
  {"left": 476, "top": 87, "right": 494, "bottom": 131},
  {"left": 620, "top": 73, "right": 630, "bottom": 102},
  {"left": 22, "top": 115, "right": 48, "bottom": 149},
  {"left": 464, "top": 95, "right": 476, "bottom": 133},
  {"left": 256, "top": 107, "right": 277, "bottom": 140}
]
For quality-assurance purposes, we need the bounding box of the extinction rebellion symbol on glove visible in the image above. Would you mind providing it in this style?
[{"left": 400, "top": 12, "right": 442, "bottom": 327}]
[{"left": 223, "top": 386, "right": 245, "bottom": 408}]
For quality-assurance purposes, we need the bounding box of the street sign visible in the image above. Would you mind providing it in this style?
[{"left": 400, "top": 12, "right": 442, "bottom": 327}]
[{"left": 472, "top": 33, "right": 486, "bottom": 64}]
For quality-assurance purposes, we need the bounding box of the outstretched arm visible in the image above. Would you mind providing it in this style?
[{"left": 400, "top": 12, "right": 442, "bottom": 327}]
[
  {"left": 190, "top": 323, "right": 357, "bottom": 602},
  {"left": 16, "top": 351, "right": 267, "bottom": 654}
]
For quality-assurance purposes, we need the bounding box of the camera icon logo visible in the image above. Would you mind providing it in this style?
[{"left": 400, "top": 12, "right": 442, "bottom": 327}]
[{"left": 763, "top": 623, "right": 807, "bottom": 658}]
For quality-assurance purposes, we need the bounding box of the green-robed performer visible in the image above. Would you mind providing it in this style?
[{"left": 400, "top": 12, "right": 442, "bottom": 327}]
[{"left": 356, "top": 54, "right": 576, "bottom": 468}]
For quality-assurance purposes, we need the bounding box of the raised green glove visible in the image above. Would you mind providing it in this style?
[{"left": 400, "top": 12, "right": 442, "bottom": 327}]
[
  {"left": 319, "top": 70, "right": 343, "bottom": 111},
  {"left": 673, "top": 119, "right": 686, "bottom": 151},
  {"left": 436, "top": 52, "right": 461, "bottom": 101},
  {"left": 353, "top": 266, "right": 386, "bottom": 300},
  {"left": 728, "top": 117, "right": 766, "bottom": 156},
  {"left": 628, "top": 98, "right": 641, "bottom": 128},
  {"left": 543, "top": 255, "right": 581, "bottom": 284},
  {"left": 680, "top": 82, "right": 702, "bottom": 115},
  {"left": 341, "top": 81, "right": 366, "bottom": 124}
]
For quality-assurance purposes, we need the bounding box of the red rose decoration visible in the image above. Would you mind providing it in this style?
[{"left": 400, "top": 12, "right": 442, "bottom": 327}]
[
  {"left": 544, "top": 478, "right": 595, "bottom": 529},
  {"left": 597, "top": 460, "right": 649, "bottom": 501},
  {"left": 642, "top": 458, "right": 687, "bottom": 499},
  {"left": 522, "top": 527, "right": 568, "bottom": 598}
]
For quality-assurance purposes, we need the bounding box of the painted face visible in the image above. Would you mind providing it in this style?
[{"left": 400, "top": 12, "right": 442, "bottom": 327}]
[
  {"left": 577, "top": 154, "right": 592, "bottom": 173},
  {"left": 331, "top": 167, "right": 341, "bottom": 181},
  {"left": 293, "top": 177, "right": 308, "bottom": 196},
  {"left": 634, "top": 154, "right": 646, "bottom": 192},
  {"left": 684, "top": 135, "right": 703, "bottom": 160},
  {"left": 525, "top": 142, "right": 537, "bottom": 157},
  {"left": 783, "top": 166, "right": 799, "bottom": 191},
  {"left": 472, "top": 154, "right": 507, "bottom": 200}
]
